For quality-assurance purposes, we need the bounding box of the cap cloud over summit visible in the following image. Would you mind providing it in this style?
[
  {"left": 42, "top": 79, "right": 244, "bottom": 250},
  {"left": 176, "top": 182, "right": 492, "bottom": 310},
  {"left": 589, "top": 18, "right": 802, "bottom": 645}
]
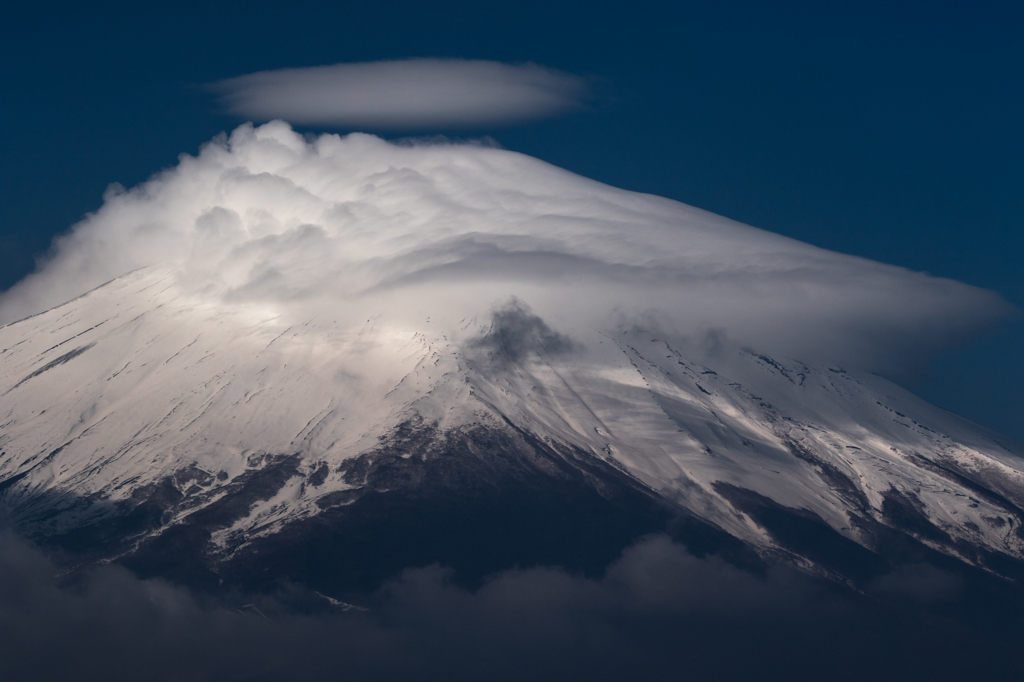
[{"left": 0, "top": 121, "right": 1011, "bottom": 376}]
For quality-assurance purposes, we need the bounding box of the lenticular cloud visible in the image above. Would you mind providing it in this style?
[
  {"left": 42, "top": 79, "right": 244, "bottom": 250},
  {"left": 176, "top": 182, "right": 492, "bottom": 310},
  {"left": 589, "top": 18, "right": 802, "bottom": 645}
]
[
  {"left": 0, "top": 121, "right": 1011, "bottom": 373},
  {"left": 211, "top": 59, "right": 589, "bottom": 128}
]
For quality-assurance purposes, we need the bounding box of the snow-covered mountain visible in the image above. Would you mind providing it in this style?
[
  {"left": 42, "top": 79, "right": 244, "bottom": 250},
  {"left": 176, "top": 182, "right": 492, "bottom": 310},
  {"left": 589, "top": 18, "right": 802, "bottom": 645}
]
[
  {"left": 0, "top": 122, "right": 1021, "bottom": 593},
  {"left": 2, "top": 265, "right": 1022, "bottom": 591}
]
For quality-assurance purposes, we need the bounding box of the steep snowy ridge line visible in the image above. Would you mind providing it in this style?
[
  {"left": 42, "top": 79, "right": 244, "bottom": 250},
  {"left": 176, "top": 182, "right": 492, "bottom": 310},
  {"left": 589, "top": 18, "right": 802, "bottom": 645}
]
[{"left": 510, "top": 335, "right": 1024, "bottom": 566}]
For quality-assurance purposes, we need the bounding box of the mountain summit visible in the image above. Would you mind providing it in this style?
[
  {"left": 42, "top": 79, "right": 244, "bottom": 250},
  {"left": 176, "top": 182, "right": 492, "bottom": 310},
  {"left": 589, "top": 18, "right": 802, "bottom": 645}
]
[{"left": 0, "top": 122, "right": 1021, "bottom": 595}]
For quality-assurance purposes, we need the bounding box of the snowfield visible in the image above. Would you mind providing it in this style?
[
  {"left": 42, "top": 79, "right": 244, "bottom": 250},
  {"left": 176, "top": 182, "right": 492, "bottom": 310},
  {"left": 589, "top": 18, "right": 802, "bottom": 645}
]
[
  {"left": 1, "top": 265, "right": 1022, "bottom": 580},
  {"left": 0, "top": 122, "right": 1021, "bottom": 585}
]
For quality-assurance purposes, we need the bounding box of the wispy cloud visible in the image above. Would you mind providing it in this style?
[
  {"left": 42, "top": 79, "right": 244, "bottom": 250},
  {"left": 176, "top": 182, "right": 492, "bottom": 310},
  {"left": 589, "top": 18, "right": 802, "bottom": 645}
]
[
  {"left": 0, "top": 121, "right": 1013, "bottom": 377},
  {"left": 210, "top": 59, "right": 590, "bottom": 129}
]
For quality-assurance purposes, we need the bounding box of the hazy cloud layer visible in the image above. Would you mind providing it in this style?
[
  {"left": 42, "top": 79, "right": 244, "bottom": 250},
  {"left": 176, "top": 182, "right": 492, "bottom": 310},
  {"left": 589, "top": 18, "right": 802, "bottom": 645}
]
[
  {"left": 0, "top": 531, "right": 1018, "bottom": 682},
  {"left": 0, "top": 122, "right": 1013, "bottom": 377},
  {"left": 211, "top": 59, "right": 589, "bottom": 128}
]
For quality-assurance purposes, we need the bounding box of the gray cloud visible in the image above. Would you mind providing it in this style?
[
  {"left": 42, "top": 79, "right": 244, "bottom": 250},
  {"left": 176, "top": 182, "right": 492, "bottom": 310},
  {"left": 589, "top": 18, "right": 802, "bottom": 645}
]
[
  {"left": 211, "top": 59, "right": 590, "bottom": 129},
  {"left": 469, "top": 299, "right": 580, "bottom": 365},
  {"left": 868, "top": 562, "right": 963, "bottom": 603},
  {"left": 0, "top": 531, "right": 1019, "bottom": 682}
]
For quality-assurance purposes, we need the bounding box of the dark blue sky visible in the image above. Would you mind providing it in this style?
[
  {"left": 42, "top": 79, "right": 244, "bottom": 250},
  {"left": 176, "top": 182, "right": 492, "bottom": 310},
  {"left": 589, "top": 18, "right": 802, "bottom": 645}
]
[{"left": 2, "top": 1, "right": 1021, "bottom": 439}]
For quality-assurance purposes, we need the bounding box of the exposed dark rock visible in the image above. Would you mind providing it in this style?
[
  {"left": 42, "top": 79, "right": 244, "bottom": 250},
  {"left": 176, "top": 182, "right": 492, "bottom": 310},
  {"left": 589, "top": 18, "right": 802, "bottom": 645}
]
[
  {"left": 880, "top": 487, "right": 953, "bottom": 546},
  {"left": 307, "top": 463, "right": 329, "bottom": 487},
  {"left": 713, "top": 481, "right": 890, "bottom": 586},
  {"left": 899, "top": 450, "right": 1024, "bottom": 520},
  {"left": 217, "top": 419, "right": 750, "bottom": 596},
  {"left": 0, "top": 471, "right": 30, "bottom": 495},
  {"left": 183, "top": 454, "right": 301, "bottom": 530},
  {"left": 9, "top": 418, "right": 1024, "bottom": 602},
  {"left": 10, "top": 344, "right": 95, "bottom": 391},
  {"left": 781, "top": 436, "right": 872, "bottom": 512}
]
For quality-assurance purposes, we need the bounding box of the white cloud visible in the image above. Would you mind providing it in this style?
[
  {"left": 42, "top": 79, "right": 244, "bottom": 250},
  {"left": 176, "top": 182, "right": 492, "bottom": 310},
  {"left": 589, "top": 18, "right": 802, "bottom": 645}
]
[
  {"left": 210, "top": 59, "right": 590, "bottom": 129},
  {"left": 0, "top": 121, "right": 1013, "bottom": 376}
]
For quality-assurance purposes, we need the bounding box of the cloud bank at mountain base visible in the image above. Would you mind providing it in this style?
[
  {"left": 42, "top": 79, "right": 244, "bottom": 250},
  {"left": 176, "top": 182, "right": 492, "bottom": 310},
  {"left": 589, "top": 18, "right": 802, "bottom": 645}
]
[{"left": 1, "top": 531, "right": 1016, "bottom": 682}]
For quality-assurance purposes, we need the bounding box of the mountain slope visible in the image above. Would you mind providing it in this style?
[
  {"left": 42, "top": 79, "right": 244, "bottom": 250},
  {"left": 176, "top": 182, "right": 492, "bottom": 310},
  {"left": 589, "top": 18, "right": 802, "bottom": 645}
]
[{"left": 2, "top": 265, "right": 1022, "bottom": 592}]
